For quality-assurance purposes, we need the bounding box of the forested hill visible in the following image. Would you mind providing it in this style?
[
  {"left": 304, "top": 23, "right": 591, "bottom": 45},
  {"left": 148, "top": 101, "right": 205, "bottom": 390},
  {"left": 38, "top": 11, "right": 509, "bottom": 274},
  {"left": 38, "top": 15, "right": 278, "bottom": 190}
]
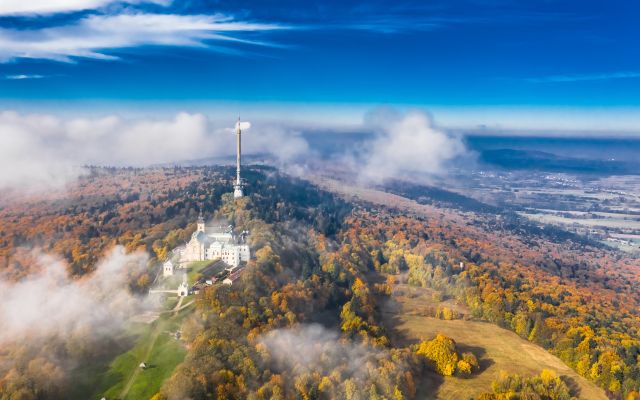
[
  {"left": 0, "top": 165, "right": 349, "bottom": 279},
  {"left": 0, "top": 166, "right": 638, "bottom": 399}
]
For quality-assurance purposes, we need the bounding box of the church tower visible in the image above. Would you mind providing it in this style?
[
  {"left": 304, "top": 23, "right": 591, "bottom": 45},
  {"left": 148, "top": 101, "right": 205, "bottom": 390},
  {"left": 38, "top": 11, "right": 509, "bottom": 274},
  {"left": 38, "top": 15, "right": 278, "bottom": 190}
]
[{"left": 197, "top": 209, "right": 205, "bottom": 233}]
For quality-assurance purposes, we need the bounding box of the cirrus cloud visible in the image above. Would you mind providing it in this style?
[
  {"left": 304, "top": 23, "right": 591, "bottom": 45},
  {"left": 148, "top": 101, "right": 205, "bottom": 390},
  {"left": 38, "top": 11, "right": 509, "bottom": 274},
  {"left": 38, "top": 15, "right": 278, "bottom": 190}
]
[
  {"left": 0, "top": 12, "right": 288, "bottom": 63},
  {"left": 526, "top": 71, "right": 640, "bottom": 84},
  {"left": 4, "top": 74, "right": 46, "bottom": 80},
  {"left": 0, "top": 0, "right": 170, "bottom": 16}
]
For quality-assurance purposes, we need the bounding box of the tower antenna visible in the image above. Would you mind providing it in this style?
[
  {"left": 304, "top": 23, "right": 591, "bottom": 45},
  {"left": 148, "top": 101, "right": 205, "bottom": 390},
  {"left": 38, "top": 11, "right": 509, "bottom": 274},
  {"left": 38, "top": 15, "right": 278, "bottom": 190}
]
[{"left": 233, "top": 116, "right": 244, "bottom": 198}]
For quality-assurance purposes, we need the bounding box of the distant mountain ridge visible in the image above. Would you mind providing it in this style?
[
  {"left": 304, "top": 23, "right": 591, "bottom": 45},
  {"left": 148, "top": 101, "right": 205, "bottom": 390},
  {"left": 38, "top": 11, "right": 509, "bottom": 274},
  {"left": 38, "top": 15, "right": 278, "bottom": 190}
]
[{"left": 480, "top": 148, "right": 640, "bottom": 175}]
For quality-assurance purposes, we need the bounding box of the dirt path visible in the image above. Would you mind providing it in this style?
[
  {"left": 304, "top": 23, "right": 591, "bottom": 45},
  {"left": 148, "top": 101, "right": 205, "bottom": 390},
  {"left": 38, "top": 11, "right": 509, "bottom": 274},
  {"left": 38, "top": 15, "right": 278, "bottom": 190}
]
[
  {"left": 157, "top": 299, "right": 194, "bottom": 316},
  {"left": 174, "top": 296, "right": 184, "bottom": 311},
  {"left": 118, "top": 320, "right": 165, "bottom": 400},
  {"left": 175, "top": 300, "right": 194, "bottom": 312}
]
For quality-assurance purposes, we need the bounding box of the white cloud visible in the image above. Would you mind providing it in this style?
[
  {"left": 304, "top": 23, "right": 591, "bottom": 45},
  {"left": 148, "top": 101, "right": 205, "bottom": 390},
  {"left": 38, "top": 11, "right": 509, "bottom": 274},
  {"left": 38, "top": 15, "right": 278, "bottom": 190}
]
[
  {"left": 526, "top": 71, "right": 640, "bottom": 83},
  {"left": 356, "top": 109, "right": 467, "bottom": 183},
  {"left": 0, "top": 0, "right": 170, "bottom": 16},
  {"left": 0, "top": 12, "right": 287, "bottom": 63},
  {"left": 0, "top": 108, "right": 467, "bottom": 191},
  {"left": 4, "top": 74, "right": 45, "bottom": 80},
  {"left": 244, "top": 124, "right": 310, "bottom": 162},
  {"left": 0, "top": 111, "right": 309, "bottom": 191},
  {"left": 0, "top": 246, "right": 152, "bottom": 345}
]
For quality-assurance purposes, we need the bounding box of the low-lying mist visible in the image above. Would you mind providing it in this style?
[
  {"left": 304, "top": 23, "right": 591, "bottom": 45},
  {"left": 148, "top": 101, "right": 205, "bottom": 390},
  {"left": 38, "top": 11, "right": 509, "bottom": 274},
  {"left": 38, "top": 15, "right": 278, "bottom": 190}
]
[
  {"left": 260, "top": 324, "right": 382, "bottom": 376},
  {"left": 0, "top": 110, "right": 309, "bottom": 192},
  {"left": 259, "top": 324, "right": 410, "bottom": 396},
  {"left": 0, "top": 245, "right": 154, "bottom": 345},
  {"left": 0, "top": 246, "right": 157, "bottom": 396}
]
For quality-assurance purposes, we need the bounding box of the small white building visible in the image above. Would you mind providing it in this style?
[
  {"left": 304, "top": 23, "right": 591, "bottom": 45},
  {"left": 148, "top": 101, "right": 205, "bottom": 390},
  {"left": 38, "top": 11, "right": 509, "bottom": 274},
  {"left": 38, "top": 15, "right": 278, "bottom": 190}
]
[
  {"left": 178, "top": 275, "right": 189, "bottom": 297},
  {"left": 163, "top": 260, "right": 174, "bottom": 277}
]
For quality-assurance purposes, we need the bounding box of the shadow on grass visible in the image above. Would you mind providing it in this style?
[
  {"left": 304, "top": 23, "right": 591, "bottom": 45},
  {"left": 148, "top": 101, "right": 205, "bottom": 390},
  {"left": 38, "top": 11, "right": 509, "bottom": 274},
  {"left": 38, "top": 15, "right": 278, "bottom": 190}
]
[
  {"left": 561, "top": 375, "right": 583, "bottom": 399},
  {"left": 457, "top": 344, "right": 494, "bottom": 374},
  {"left": 378, "top": 293, "right": 421, "bottom": 347},
  {"left": 415, "top": 371, "right": 445, "bottom": 399},
  {"left": 67, "top": 339, "right": 136, "bottom": 399},
  {"left": 372, "top": 272, "right": 449, "bottom": 397}
]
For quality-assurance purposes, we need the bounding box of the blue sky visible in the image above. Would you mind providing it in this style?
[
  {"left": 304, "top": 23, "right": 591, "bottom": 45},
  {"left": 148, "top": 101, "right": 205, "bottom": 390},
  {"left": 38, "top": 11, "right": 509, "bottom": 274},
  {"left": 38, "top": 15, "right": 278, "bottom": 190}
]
[{"left": 0, "top": 0, "right": 639, "bottom": 131}]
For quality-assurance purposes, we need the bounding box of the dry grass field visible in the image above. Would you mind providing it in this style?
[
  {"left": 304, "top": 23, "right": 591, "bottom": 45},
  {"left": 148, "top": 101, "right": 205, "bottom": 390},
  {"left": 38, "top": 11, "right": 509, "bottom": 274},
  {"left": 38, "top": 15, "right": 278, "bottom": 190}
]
[{"left": 381, "top": 282, "right": 608, "bottom": 400}]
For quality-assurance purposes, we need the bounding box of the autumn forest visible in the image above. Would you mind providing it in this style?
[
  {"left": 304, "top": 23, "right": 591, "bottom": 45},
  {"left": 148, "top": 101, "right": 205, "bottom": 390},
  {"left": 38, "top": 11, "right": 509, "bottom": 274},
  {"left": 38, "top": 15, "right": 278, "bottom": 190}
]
[{"left": 0, "top": 166, "right": 639, "bottom": 400}]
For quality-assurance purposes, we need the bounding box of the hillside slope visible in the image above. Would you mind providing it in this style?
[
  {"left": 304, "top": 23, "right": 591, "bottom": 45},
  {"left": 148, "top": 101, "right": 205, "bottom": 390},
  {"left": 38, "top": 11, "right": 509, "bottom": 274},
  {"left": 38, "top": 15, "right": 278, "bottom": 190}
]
[{"left": 382, "top": 281, "right": 607, "bottom": 399}]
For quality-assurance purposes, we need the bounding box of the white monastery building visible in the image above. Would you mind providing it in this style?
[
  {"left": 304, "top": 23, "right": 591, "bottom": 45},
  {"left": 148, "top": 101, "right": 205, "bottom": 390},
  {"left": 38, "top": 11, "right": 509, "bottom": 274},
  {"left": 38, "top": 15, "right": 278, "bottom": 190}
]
[{"left": 180, "top": 213, "right": 250, "bottom": 268}]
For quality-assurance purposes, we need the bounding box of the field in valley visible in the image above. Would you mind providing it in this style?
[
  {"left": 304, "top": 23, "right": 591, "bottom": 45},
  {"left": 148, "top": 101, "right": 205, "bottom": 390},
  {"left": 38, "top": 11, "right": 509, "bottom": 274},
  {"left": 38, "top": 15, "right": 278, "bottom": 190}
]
[{"left": 520, "top": 211, "right": 640, "bottom": 230}]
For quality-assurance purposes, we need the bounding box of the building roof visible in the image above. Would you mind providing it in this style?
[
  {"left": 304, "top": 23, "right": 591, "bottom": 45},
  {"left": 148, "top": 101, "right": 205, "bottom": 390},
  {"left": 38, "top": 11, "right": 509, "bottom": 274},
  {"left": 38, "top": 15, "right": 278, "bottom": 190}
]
[
  {"left": 190, "top": 227, "right": 237, "bottom": 247},
  {"left": 192, "top": 230, "right": 207, "bottom": 243}
]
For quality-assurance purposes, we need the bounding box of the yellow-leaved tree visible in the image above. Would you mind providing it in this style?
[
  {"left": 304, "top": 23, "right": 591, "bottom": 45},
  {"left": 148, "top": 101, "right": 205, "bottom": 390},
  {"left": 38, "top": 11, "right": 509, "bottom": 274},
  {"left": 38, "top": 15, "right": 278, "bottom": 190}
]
[{"left": 416, "top": 334, "right": 459, "bottom": 376}]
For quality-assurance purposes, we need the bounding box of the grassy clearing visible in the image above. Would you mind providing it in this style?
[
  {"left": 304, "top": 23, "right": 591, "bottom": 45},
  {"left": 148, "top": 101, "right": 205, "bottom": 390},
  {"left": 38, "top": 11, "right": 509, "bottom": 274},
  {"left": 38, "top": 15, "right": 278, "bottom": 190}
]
[
  {"left": 164, "top": 296, "right": 179, "bottom": 311},
  {"left": 381, "top": 282, "right": 607, "bottom": 400},
  {"left": 116, "top": 308, "right": 191, "bottom": 400},
  {"left": 99, "top": 324, "right": 154, "bottom": 399},
  {"left": 66, "top": 327, "right": 143, "bottom": 400},
  {"left": 82, "top": 307, "right": 191, "bottom": 400},
  {"left": 118, "top": 315, "right": 187, "bottom": 400}
]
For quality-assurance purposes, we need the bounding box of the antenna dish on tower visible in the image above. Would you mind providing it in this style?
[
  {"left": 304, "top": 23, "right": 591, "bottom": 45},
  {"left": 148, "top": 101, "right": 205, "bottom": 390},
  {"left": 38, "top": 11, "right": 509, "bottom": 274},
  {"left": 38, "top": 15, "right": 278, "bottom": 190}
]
[{"left": 235, "top": 121, "right": 251, "bottom": 131}]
